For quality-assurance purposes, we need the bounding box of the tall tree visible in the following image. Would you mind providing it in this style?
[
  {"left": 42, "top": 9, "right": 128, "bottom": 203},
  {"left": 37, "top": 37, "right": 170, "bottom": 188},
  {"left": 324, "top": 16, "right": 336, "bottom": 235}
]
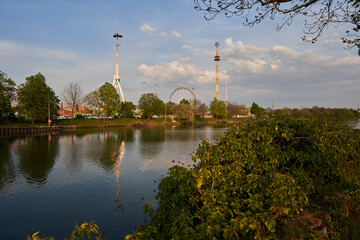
[
  {"left": 138, "top": 93, "right": 165, "bottom": 120},
  {"left": 0, "top": 71, "right": 16, "bottom": 121},
  {"left": 195, "top": 0, "right": 360, "bottom": 54},
  {"left": 98, "top": 82, "right": 121, "bottom": 121},
  {"left": 166, "top": 101, "right": 175, "bottom": 115},
  {"left": 171, "top": 103, "right": 194, "bottom": 121},
  {"left": 17, "top": 73, "right": 59, "bottom": 123},
  {"left": 84, "top": 90, "right": 103, "bottom": 120},
  {"left": 250, "top": 102, "right": 266, "bottom": 117},
  {"left": 62, "top": 82, "right": 83, "bottom": 121},
  {"left": 209, "top": 98, "right": 227, "bottom": 119},
  {"left": 119, "top": 101, "right": 136, "bottom": 118}
]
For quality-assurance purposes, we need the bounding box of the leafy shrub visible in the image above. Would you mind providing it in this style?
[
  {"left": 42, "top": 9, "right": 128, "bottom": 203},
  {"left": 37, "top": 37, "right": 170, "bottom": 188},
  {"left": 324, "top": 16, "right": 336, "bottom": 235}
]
[
  {"left": 27, "top": 221, "right": 104, "bottom": 240},
  {"left": 131, "top": 118, "right": 360, "bottom": 239}
]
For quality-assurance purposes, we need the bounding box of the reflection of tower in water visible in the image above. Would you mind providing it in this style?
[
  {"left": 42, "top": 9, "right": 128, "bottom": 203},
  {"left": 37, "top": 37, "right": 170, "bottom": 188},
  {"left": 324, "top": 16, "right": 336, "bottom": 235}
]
[{"left": 113, "top": 141, "right": 126, "bottom": 198}]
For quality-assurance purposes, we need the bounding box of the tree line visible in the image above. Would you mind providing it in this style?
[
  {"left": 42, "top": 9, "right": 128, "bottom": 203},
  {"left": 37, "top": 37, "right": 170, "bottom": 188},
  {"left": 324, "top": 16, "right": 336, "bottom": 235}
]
[
  {"left": 0, "top": 70, "right": 247, "bottom": 123},
  {"left": 0, "top": 71, "right": 59, "bottom": 124},
  {"left": 250, "top": 102, "right": 360, "bottom": 120},
  {"left": 1, "top": 70, "right": 359, "bottom": 124}
]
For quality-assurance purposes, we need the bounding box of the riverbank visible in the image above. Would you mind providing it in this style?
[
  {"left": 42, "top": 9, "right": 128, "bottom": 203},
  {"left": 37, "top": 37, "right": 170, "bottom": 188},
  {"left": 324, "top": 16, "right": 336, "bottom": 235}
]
[{"left": 0, "top": 118, "right": 243, "bottom": 135}]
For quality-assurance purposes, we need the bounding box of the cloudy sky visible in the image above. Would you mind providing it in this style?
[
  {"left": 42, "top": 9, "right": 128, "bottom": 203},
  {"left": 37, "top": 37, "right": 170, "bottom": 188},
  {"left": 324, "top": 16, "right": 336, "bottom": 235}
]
[{"left": 1, "top": 0, "right": 359, "bottom": 109}]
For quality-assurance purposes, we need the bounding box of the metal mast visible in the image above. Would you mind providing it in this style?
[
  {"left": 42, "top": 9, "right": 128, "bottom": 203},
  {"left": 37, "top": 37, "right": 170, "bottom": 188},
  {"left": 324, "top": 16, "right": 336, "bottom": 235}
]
[
  {"left": 113, "top": 33, "right": 125, "bottom": 102},
  {"left": 214, "top": 42, "right": 220, "bottom": 100}
]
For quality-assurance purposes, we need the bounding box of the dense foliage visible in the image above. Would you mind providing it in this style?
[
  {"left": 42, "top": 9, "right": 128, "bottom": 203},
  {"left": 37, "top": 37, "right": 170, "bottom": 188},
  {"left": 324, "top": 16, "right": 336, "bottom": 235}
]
[
  {"left": 0, "top": 71, "right": 16, "bottom": 121},
  {"left": 17, "top": 73, "right": 59, "bottom": 123},
  {"left": 171, "top": 101, "right": 194, "bottom": 122},
  {"left": 281, "top": 106, "right": 360, "bottom": 120},
  {"left": 131, "top": 118, "right": 360, "bottom": 239},
  {"left": 138, "top": 93, "right": 165, "bottom": 120},
  {"left": 99, "top": 83, "right": 121, "bottom": 120},
  {"left": 209, "top": 98, "right": 227, "bottom": 119},
  {"left": 120, "top": 101, "right": 136, "bottom": 118},
  {"left": 250, "top": 102, "right": 266, "bottom": 117}
]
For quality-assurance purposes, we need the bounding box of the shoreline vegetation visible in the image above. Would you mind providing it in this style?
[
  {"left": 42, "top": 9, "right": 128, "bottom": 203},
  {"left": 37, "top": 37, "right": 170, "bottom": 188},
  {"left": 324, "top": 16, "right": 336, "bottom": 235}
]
[
  {"left": 0, "top": 115, "right": 359, "bottom": 135},
  {"left": 25, "top": 117, "right": 360, "bottom": 240},
  {"left": 1, "top": 109, "right": 359, "bottom": 128},
  {"left": 127, "top": 118, "right": 360, "bottom": 239},
  {"left": 0, "top": 117, "right": 244, "bottom": 130}
]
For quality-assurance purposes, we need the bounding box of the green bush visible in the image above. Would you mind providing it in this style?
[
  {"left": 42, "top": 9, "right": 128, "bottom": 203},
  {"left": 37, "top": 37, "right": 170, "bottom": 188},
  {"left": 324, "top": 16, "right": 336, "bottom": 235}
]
[
  {"left": 27, "top": 221, "right": 104, "bottom": 240},
  {"left": 131, "top": 118, "right": 360, "bottom": 239}
]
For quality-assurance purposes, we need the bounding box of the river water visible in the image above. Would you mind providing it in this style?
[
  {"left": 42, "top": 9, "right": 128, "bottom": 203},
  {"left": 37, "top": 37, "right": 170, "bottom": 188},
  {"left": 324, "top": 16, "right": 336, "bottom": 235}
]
[{"left": 0, "top": 126, "right": 227, "bottom": 240}]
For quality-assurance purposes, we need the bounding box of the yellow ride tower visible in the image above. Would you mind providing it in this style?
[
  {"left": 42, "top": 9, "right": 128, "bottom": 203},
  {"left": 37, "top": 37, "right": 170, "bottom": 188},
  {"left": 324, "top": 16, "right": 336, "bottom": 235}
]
[{"left": 214, "top": 42, "right": 220, "bottom": 100}]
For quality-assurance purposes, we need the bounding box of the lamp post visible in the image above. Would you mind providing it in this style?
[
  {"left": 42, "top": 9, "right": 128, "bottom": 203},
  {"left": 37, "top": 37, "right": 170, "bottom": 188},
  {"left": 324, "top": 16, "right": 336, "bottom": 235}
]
[
  {"left": 48, "top": 97, "right": 51, "bottom": 127},
  {"left": 165, "top": 102, "right": 166, "bottom": 123}
]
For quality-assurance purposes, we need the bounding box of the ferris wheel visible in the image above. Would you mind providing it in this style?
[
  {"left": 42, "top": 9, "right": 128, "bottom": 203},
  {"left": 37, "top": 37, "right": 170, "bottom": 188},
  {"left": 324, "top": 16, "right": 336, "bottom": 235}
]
[{"left": 169, "top": 87, "right": 196, "bottom": 107}]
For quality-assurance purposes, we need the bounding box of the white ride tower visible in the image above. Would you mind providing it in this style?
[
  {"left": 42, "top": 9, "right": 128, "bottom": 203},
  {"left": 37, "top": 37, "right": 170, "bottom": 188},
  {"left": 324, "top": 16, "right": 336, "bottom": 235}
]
[{"left": 113, "top": 33, "right": 126, "bottom": 102}]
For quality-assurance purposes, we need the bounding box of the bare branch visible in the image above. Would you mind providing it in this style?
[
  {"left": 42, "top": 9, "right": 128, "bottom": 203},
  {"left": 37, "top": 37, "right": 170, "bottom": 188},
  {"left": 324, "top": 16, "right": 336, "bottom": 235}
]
[
  {"left": 194, "top": 0, "right": 360, "bottom": 54},
  {"left": 62, "top": 82, "right": 84, "bottom": 120}
]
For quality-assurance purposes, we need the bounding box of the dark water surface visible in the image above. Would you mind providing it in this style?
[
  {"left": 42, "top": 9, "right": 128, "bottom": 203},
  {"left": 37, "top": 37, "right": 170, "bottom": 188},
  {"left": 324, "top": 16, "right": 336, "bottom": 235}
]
[{"left": 0, "top": 127, "right": 226, "bottom": 240}]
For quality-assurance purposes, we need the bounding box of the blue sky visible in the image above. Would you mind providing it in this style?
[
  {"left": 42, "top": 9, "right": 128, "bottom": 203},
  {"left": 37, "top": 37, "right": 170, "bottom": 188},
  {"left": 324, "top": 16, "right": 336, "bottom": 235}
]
[{"left": 1, "top": 0, "right": 359, "bottom": 109}]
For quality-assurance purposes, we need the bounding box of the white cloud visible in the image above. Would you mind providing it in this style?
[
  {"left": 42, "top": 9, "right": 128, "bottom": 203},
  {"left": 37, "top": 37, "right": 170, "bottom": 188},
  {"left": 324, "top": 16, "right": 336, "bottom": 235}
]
[
  {"left": 223, "top": 38, "right": 266, "bottom": 60},
  {"left": 140, "top": 23, "right": 156, "bottom": 34},
  {"left": 171, "top": 31, "right": 182, "bottom": 38},
  {"left": 2, "top": 36, "right": 359, "bottom": 109},
  {"left": 174, "top": 54, "right": 191, "bottom": 63},
  {"left": 182, "top": 44, "right": 192, "bottom": 50},
  {"left": 137, "top": 61, "right": 229, "bottom": 85},
  {"left": 209, "top": 38, "right": 360, "bottom": 108},
  {"left": 0, "top": 40, "right": 113, "bottom": 97},
  {"left": 269, "top": 45, "right": 298, "bottom": 59},
  {"left": 227, "top": 58, "right": 269, "bottom": 74}
]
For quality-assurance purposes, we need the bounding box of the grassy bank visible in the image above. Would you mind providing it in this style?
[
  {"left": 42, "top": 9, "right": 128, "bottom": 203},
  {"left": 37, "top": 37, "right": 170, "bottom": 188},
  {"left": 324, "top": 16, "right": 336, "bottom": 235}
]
[{"left": 0, "top": 117, "right": 246, "bottom": 129}]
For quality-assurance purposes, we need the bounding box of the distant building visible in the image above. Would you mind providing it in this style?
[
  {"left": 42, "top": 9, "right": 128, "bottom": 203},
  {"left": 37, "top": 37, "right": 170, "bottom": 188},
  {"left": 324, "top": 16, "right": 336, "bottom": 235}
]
[
  {"left": 58, "top": 101, "right": 89, "bottom": 118},
  {"left": 133, "top": 108, "right": 142, "bottom": 118}
]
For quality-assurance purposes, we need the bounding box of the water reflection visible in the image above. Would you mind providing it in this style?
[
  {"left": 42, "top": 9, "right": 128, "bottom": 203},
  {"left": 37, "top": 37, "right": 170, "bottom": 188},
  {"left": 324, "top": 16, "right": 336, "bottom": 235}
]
[
  {"left": 114, "top": 141, "right": 126, "bottom": 214},
  {"left": 62, "top": 134, "right": 86, "bottom": 172},
  {"left": 0, "top": 138, "right": 17, "bottom": 190},
  {"left": 139, "top": 129, "right": 165, "bottom": 171},
  {"left": 139, "top": 128, "right": 165, "bottom": 143},
  {"left": 87, "top": 131, "right": 128, "bottom": 171},
  {"left": 114, "top": 141, "right": 125, "bottom": 195},
  {"left": 17, "top": 135, "right": 59, "bottom": 185},
  {"left": 0, "top": 127, "right": 227, "bottom": 240},
  {"left": 138, "top": 127, "right": 227, "bottom": 171}
]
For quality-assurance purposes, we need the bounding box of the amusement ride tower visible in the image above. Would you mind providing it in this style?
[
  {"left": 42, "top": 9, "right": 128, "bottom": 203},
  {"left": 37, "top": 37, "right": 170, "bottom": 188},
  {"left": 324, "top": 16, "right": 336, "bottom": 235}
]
[
  {"left": 214, "top": 42, "right": 220, "bottom": 100},
  {"left": 113, "top": 33, "right": 126, "bottom": 102}
]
